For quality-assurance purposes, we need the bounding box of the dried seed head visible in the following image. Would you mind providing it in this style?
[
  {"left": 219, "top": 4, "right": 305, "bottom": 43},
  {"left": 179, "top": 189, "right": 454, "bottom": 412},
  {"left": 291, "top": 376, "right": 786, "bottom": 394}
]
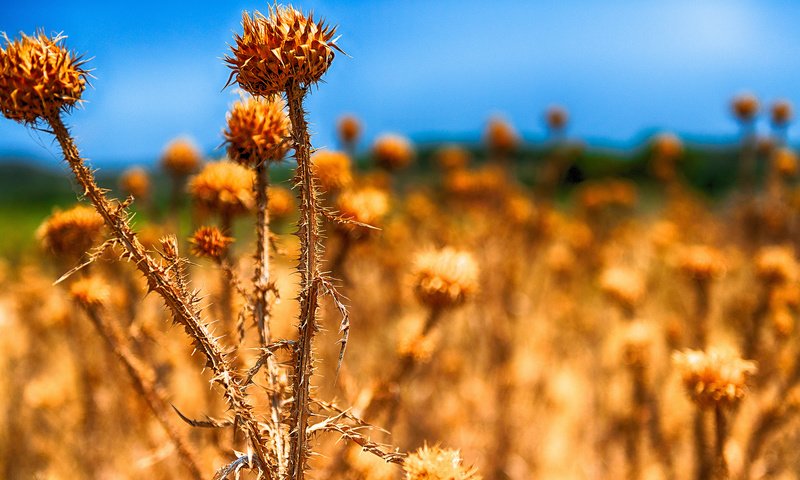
[
  {"left": 226, "top": 6, "right": 340, "bottom": 96},
  {"left": 504, "top": 192, "right": 535, "bottom": 226},
  {"left": 336, "top": 186, "right": 390, "bottom": 234},
  {"left": 435, "top": 144, "right": 471, "bottom": 171},
  {"left": 268, "top": 185, "right": 296, "bottom": 220},
  {"left": 545, "top": 105, "right": 568, "bottom": 133},
  {"left": 404, "top": 445, "right": 482, "bottom": 480},
  {"left": 189, "top": 226, "right": 233, "bottom": 259},
  {"left": 652, "top": 132, "right": 683, "bottom": 161},
  {"left": 755, "top": 245, "right": 797, "bottom": 284},
  {"left": 673, "top": 348, "right": 757, "bottom": 408},
  {"left": 188, "top": 160, "right": 255, "bottom": 215},
  {"left": 69, "top": 276, "right": 110, "bottom": 308},
  {"left": 771, "top": 99, "right": 793, "bottom": 128},
  {"left": 224, "top": 95, "right": 290, "bottom": 166},
  {"left": 0, "top": 31, "right": 88, "bottom": 124},
  {"left": 161, "top": 137, "right": 202, "bottom": 176},
  {"left": 119, "top": 167, "right": 150, "bottom": 200},
  {"left": 599, "top": 266, "right": 645, "bottom": 310},
  {"left": 311, "top": 149, "right": 353, "bottom": 191},
  {"left": 412, "top": 247, "right": 479, "bottom": 309},
  {"left": 337, "top": 114, "right": 361, "bottom": 145},
  {"left": 546, "top": 243, "right": 577, "bottom": 277},
  {"left": 678, "top": 245, "right": 726, "bottom": 282},
  {"left": 773, "top": 147, "right": 798, "bottom": 178},
  {"left": 37, "top": 205, "right": 104, "bottom": 258},
  {"left": 484, "top": 117, "right": 519, "bottom": 155},
  {"left": 373, "top": 133, "right": 415, "bottom": 171},
  {"left": 732, "top": 93, "right": 759, "bottom": 123},
  {"left": 622, "top": 321, "right": 655, "bottom": 367}
]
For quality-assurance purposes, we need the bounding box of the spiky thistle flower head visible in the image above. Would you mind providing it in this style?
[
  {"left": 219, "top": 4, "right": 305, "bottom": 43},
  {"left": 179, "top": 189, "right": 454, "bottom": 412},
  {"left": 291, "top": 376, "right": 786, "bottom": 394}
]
[
  {"left": 69, "top": 276, "right": 111, "bottom": 308},
  {"left": 484, "top": 116, "right": 519, "bottom": 155},
  {"left": 37, "top": 205, "right": 104, "bottom": 259},
  {"left": 188, "top": 160, "right": 255, "bottom": 216},
  {"left": 372, "top": 133, "right": 415, "bottom": 171},
  {"left": 403, "top": 445, "right": 482, "bottom": 480},
  {"left": 224, "top": 95, "right": 290, "bottom": 166},
  {"left": 545, "top": 105, "right": 568, "bottom": 133},
  {"left": 773, "top": 147, "right": 799, "bottom": 178},
  {"left": 435, "top": 144, "right": 471, "bottom": 171},
  {"left": 673, "top": 348, "right": 757, "bottom": 409},
  {"left": 268, "top": 185, "right": 296, "bottom": 221},
  {"left": 119, "top": 167, "right": 150, "bottom": 200},
  {"left": 335, "top": 186, "right": 390, "bottom": 235},
  {"left": 755, "top": 245, "right": 797, "bottom": 284},
  {"left": 732, "top": 92, "right": 759, "bottom": 124},
  {"left": 678, "top": 245, "right": 726, "bottom": 282},
  {"left": 161, "top": 137, "right": 202, "bottom": 176},
  {"left": 599, "top": 266, "right": 645, "bottom": 310},
  {"left": 226, "top": 5, "right": 340, "bottom": 96},
  {"left": 0, "top": 31, "right": 88, "bottom": 124},
  {"left": 337, "top": 114, "right": 361, "bottom": 145},
  {"left": 189, "top": 226, "right": 234, "bottom": 259},
  {"left": 771, "top": 99, "right": 793, "bottom": 128},
  {"left": 412, "top": 247, "right": 479, "bottom": 309},
  {"left": 311, "top": 149, "right": 353, "bottom": 191}
]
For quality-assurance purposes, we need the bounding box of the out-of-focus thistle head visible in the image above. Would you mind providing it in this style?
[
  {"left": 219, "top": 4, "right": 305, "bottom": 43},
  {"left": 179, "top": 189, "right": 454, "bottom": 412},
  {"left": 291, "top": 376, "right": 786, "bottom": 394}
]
[
  {"left": 755, "top": 245, "right": 798, "bottom": 284},
  {"left": 267, "top": 185, "right": 296, "bottom": 221},
  {"left": 372, "top": 133, "right": 415, "bottom": 171},
  {"left": 311, "top": 149, "right": 353, "bottom": 192},
  {"left": 622, "top": 321, "right": 655, "bottom": 367},
  {"left": 335, "top": 186, "right": 390, "bottom": 236},
  {"left": 226, "top": 5, "right": 341, "bottom": 96},
  {"left": 161, "top": 137, "right": 202, "bottom": 177},
  {"left": 599, "top": 266, "right": 645, "bottom": 311},
  {"left": 188, "top": 160, "right": 255, "bottom": 216},
  {"left": 677, "top": 245, "right": 726, "bottom": 282},
  {"left": 435, "top": 144, "right": 471, "bottom": 172},
  {"left": 412, "top": 247, "right": 479, "bottom": 309},
  {"left": 119, "top": 167, "right": 151, "bottom": 200},
  {"left": 403, "top": 445, "right": 482, "bottom": 480},
  {"left": 773, "top": 147, "right": 799, "bottom": 178},
  {"left": 37, "top": 205, "right": 104, "bottom": 259},
  {"left": 545, "top": 105, "right": 569, "bottom": 133},
  {"left": 224, "top": 95, "right": 290, "bottom": 166},
  {"left": 484, "top": 116, "right": 519, "bottom": 155},
  {"left": 651, "top": 132, "right": 683, "bottom": 160},
  {"left": 189, "top": 226, "right": 234, "bottom": 259},
  {"left": 771, "top": 99, "right": 793, "bottom": 128},
  {"left": 69, "top": 276, "right": 110, "bottom": 308},
  {"left": 672, "top": 348, "right": 757, "bottom": 409},
  {"left": 337, "top": 114, "right": 361, "bottom": 145},
  {"left": 731, "top": 92, "right": 759, "bottom": 124},
  {"left": 0, "top": 31, "right": 88, "bottom": 124}
]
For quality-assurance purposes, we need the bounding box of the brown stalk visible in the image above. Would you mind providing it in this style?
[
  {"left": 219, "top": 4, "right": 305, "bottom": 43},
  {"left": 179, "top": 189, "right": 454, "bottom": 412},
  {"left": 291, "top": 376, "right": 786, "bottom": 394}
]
[
  {"left": 713, "top": 406, "right": 729, "bottom": 480},
  {"left": 44, "top": 112, "right": 272, "bottom": 475}
]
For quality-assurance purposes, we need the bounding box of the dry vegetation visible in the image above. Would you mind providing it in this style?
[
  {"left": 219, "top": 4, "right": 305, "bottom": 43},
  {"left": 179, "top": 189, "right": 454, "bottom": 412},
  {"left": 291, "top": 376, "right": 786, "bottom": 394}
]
[{"left": 2, "top": 6, "right": 800, "bottom": 480}]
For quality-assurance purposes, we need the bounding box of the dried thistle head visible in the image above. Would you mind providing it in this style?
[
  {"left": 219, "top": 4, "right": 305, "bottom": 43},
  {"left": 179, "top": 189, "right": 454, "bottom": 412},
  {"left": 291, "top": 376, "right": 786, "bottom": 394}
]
[
  {"left": 0, "top": 31, "right": 88, "bottom": 124},
  {"left": 652, "top": 132, "right": 683, "bottom": 161},
  {"left": 678, "top": 245, "right": 726, "bottom": 282},
  {"left": 268, "top": 185, "right": 296, "bottom": 221},
  {"left": 189, "top": 226, "right": 233, "bottom": 259},
  {"left": 755, "top": 245, "right": 797, "bottom": 284},
  {"left": 311, "top": 149, "right": 353, "bottom": 192},
  {"left": 672, "top": 348, "right": 757, "bottom": 409},
  {"left": 335, "top": 186, "right": 390, "bottom": 235},
  {"left": 188, "top": 160, "right": 255, "bottom": 216},
  {"left": 545, "top": 105, "right": 568, "bottom": 133},
  {"left": 622, "top": 321, "right": 655, "bottom": 367},
  {"left": 435, "top": 144, "right": 471, "bottom": 172},
  {"left": 161, "top": 137, "right": 202, "bottom": 176},
  {"left": 226, "top": 5, "right": 340, "bottom": 96},
  {"left": 37, "top": 205, "right": 104, "bottom": 259},
  {"left": 771, "top": 99, "right": 793, "bottom": 128},
  {"left": 773, "top": 147, "right": 798, "bottom": 178},
  {"left": 412, "top": 247, "right": 479, "bottom": 309},
  {"left": 546, "top": 242, "right": 577, "bottom": 277},
  {"left": 484, "top": 116, "right": 519, "bottom": 155},
  {"left": 69, "top": 276, "right": 110, "bottom": 308},
  {"left": 599, "top": 266, "right": 645, "bottom": 310},
  {"left": 224, "top": 95, "right": 290, "bottom": 166},
  {"left": 337, "top": 114, "right": 362, "bottom": 145},
  {"left": 119, "top": 167, "right": 150, "bottom": 200},
  {"left": 404, "top": 445, "right": 481, "bottom": 480},
  {"left": 372, "top": 133, "right": 415, "bottom": 171},
  {"left": 731, "top": 92, "right": 759, "bottom": 124}
]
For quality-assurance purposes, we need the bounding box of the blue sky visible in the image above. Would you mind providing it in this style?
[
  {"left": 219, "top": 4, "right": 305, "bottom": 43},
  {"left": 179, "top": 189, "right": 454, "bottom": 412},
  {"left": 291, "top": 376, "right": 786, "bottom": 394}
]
[{"left": 2, "top": 0, "right": 800, "bottom": 166}]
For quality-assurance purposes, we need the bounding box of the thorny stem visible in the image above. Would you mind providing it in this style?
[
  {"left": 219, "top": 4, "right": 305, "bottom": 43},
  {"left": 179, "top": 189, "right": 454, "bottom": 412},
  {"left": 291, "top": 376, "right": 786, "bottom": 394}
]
[
  {"left": 45, "top": 112, "right": 272, "bottom": 476},
  {"left": 286, "top": 81, "right": 322, "bottom": 480},
  {"left": 78, "top": 302, "right": 203, "bottom": 480}
]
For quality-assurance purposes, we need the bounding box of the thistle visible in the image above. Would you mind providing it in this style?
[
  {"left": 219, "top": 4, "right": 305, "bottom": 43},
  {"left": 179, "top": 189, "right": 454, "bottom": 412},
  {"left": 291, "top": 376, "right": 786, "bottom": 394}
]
[
  {"left": 312, "top": 149, "right": 354, "bottom": 192},
  {"left": 372, "top": 133, "right": 415, "bottom": 172},
  {"left": 37, "top": 205, "right": 105, "bottom": 261},
  {"left": 337, "top": 114, "right": 362, "bottom": 156}
]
